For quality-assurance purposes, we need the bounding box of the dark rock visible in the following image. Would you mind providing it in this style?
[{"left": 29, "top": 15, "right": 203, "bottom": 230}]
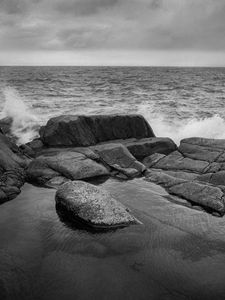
[
  {"left": 0, "top": 132, "right": 26, "bottom": 203},
  {"left": 145, "top": 169, "right": 225, "bottom": 215},
  {"left": 145, "top": 170, "right": 186, "bottom": 188},
  {"left": 168, "top": 181, "right": 225, "bottom": 215},
  {"left": 40, "top": 114, "right": 155, "bottom": 147},
  {"left": 198, "top": 171, "right": 225, "bottom": 186},
  {"left": 55, "top": 181, "right": 140, "bottom": 229},
  {"left": 179, "top": 139, "right": 222, "bottom": 162},
  {"left": 26, "top": 138, "right": 44, "bottom": 152},
  {"left": 125, "top": 137, "right": 176, "bottom": 159},
  {"left": 19, "top": 144, "right": 36, "bottom": 158},
  {"left": 27, "top": 149, "right": 109, "bottom": 187},
  {"left": 142, "top": 153, "right": 166, "bottom": 168},
  {"left": 153, "top": 151, "right": 209, "bottom": 173},
  {"left": 92, "top": 143, "right": 146, "bottom": 178},
  {"left": 0, "top": 117, "right": 12, "bottom": 135}
]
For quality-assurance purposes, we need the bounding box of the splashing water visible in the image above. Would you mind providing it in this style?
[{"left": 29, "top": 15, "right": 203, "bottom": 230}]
[
  {"left": 138, "top": 106, "right": 225, "bottom": 145},
  {"left": 1, "top": 87, "right": 40, "bottom": 144}
]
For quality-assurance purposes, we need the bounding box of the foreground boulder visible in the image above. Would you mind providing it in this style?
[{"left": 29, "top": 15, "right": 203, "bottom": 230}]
[
  {"left": 55, "top": 181, "right": 139, "bottom": 229},
  {"left": 40, "top": 114, "right": 155, "bottom": 147},
  {"left": 0, "top": 133, "right": 27, "bottom": 203}
]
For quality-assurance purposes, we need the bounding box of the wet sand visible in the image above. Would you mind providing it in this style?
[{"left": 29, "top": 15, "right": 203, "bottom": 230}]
[{"left": 1, "top": 179, "right": 225, "bottom": 300}]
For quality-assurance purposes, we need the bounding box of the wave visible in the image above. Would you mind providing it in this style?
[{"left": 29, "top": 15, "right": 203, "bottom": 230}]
[
  {"left": 139, "top": 106, "right": 225, "bottom": 144},
  {"left": 1, "top": 87, "right": 225, "bottom": 146},
  {"left": 0, "top": 87, "right": 40, "bottom": 144}
]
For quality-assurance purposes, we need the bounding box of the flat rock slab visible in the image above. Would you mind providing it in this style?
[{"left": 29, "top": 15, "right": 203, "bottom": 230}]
[
  {"left": 92, "top": 143, "right": 146, "bottom": 178},
  {"left": 27, "top": 149, "right": 109, "bottom": 187},
  {"left": 145, "top": 170, "right": 225, "bottom": 215},
  {"left": 40, "top": 114, "right": 155, "bottom": 147},
  {"left": 124, "top": 137, "right": 177, "bottom": 159},
  {"left": 144, "top": 137, "right": 225, "bottom": 215},
  {"left": 55, "top": 181, "right": 139, "bottom": 229}
]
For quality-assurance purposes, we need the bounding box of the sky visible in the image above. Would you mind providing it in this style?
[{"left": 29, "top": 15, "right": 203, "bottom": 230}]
[{"left": 0, "top": 0, "right": 225, "bottom": 66}]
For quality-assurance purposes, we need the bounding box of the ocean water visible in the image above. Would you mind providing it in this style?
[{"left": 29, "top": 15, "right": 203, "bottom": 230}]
[{"left": 1, "top": 66, "right": 225, "bottom": 144}]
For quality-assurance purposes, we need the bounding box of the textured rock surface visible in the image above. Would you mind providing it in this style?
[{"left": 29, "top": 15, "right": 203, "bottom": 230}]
[
  {"left": 55, "top": 181, "right": 139, "bottom": 229},
  {"left": 92, "top": 143, "right": 146, "bottom": 178},
  {"left": 124, "top": 137, "right": 176, "bottom": 159},
  {"left": 27, "top": 148, "right": 109, "bottom": 187},
  {"left": 0, "top": 117, "right": 12, "bottom": 135},
  {"left": 0, "top": 133, "right": 27, "bottom": 203},
  {"left": 144, "top": 137, "right": 225, "bottom": 215},
  {"left": 40, "top": 114, "right": 155, "bottom": 147}
]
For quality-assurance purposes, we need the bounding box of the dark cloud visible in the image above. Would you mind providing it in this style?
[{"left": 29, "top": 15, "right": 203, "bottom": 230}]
[{"left": 0, "top": 0, "right": 225, "bottom": 53}]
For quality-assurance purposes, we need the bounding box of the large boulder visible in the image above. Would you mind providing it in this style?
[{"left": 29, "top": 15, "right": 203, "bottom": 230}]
[
  {"left": 55, "top": 181, "right": 139, "bottom": 229},
  {"left": 26, "top": 148, "right": 109, "bottom": 187},
  {"left": 40, "top": 114, "right": 155, "bottom": 147},
  {"left": 0, "top": 133, "right": 27, "bottom": 203}
]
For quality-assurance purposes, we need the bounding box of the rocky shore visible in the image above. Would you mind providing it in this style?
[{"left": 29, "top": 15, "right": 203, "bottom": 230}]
[{"left": 1, "top": 113, "right": 225, "bottom": 229}]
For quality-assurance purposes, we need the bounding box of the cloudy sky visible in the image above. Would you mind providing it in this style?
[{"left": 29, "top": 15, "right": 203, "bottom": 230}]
[{"left": 0, "top": 0, "right": 225, "bottom": 66}]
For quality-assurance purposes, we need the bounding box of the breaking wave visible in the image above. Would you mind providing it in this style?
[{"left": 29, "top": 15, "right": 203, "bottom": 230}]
[
  {"left": 140, "top": 106, "right": 225, "bottom": 145},
  {"left": 1, "top": 87, "right": 225, "bottom": 146},
  {"left": 1, "top": 87, "right": 40, "bottom": 144}
]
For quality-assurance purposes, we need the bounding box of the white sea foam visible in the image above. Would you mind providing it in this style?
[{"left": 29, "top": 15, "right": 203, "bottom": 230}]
[
  {"left": 1, "top": 87, "right": 40, "bottom": 144},
  {"left": 1, "top": 87, "right": 225, "bottom": 146},
  {"left": 138, "top": 106, "right": 225, "bottom": 145}
]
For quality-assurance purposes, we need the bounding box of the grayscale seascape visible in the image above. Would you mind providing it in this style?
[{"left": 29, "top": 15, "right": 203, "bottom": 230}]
[{"left": 1, "top": 0, "right": 225, "bottom": 299}]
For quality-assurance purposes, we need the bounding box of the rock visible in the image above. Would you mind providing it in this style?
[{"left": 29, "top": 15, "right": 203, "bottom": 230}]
[
  {"left": 24, "top": 138, "right": 44, "bottom": 156},
  {"left": 27, "top": 149, "right": 109, "bottom": 187},
  {"left": 19, "top": 144, "right": 36, "bottom": 158},
  {"left": 179, "top": 139, "right": 222, "bottom": 162},
  {"left": 155, "top": 170, "right": 198, "bottom": 181},
  {"left": 0, "top": 132, "right": 26, "bottom": 203},
  {"left": 198, "top": 171, "right": 225, "bottom": 186},
  {"left": 0, "top": 117, "right": 12, "bottom": 135},
  {"left": 55, "top": 181, "right": 139, "bottom": 229},
  {"left": 145, "top": 168, "right": 225, "bottom": 215},
  {"left": 168, "top": 181, "right": 225, "bottom": 215},
  {"left": 145, "top": 170, "right": 187, "bottom": 188},
  {"left": 40, "top": 114, "right": 155, "bottom": 147},
  {"left": 124, "top": 137, "right": 177, "bottom": 159},
  {"left": 142, "top": 153, "right": 166, "bottom": 168},
  {"left": 92, "top": 143, "right": 146, "bottom": 178},
  {"left": 153, "top": 151, "right": 209, "bottom": 173}
]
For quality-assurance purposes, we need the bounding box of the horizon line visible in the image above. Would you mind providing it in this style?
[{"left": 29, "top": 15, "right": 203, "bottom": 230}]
[{"left": 1, "top": 65, "right": 225, "bottom": 68}]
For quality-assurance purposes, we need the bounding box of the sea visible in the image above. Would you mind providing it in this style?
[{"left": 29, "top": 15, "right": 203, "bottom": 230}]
[{"left": 1, "top": 66, "right": 225, "bottom": 144}]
